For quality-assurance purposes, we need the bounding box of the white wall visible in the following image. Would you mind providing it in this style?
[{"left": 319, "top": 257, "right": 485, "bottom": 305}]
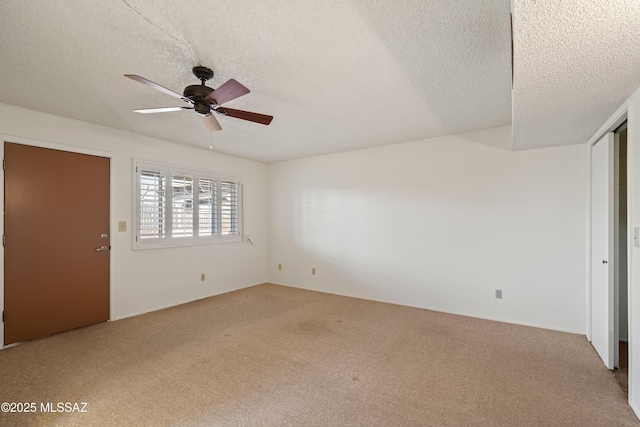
[
  {"left": 0, "top": 102, "right": 268, "bottom": 345},
  {"left": 268, "top": 126, "right": 587, "bottom": 333}
]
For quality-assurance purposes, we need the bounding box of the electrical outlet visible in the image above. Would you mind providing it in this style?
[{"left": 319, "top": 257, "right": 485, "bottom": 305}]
[
  {"left": 278, "top": 264, "right": 282, "bottom": 270},
  {"left": 200, "top": 273, "right": 205, "bottom": 282},
  {"left": 118, "top": 221, "right": 127, "bottom": 232},
  {"left": 312, "top": 268, "right": 316, "bottom": 275},
  {"left": 495, "top": 289, "right": 502, "bottom": 299}
]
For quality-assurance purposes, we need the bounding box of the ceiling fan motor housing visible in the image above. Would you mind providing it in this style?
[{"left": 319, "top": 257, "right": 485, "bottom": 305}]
[{"left": 184, "top": 83, "right": 215, "bottom": 116}]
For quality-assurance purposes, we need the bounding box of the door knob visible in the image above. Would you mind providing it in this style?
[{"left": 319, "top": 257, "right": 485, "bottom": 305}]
[{"left": 95, "top": 246, "right": 109, "bottom": 252}]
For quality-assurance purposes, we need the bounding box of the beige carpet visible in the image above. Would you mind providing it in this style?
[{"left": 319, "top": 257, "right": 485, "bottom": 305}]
[{"left": 0, "top": 283, "right": 637, "bottom": 426}]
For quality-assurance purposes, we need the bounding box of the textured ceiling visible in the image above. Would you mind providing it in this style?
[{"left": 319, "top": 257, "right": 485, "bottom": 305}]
[
  {"left": 0, "top": 1, "right": 637, "bottom": 162},
  {"left": 512, "top": 0, "right": 640, "bottom": 150}
]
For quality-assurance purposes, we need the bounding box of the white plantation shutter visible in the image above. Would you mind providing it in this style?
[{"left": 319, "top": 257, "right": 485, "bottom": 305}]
[
  {"left": 171, "top": 173, "right": 194, "bottom": 237},
  {"left": 139, "top": 168, "right": 167, "bottom": 239},
  {"left": 220, "top": 180, "right": 238, "bottom": 235},
  {"left": 135, "top": 160, "right": 242, "bottom": 248},
  {"left": 198, "top": 177, "right": 217, "bottom": 236}
]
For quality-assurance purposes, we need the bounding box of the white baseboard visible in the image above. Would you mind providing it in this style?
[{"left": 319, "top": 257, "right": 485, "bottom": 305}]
[{"left": 268, "top": 281, "right": 586, "bottom": 336}]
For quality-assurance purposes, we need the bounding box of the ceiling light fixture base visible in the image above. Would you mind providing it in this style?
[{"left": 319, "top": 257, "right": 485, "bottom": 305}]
[{"left": 192, "top": 66, "right": 214, "bottom": 82}]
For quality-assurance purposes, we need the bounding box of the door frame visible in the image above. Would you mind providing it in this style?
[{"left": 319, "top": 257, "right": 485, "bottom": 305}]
[
  {"left": 587, "top": 104, "right": 628, "bottom": 342},
  {"left": 0, "top": 135, "right": 116, "bottom": 349},
  {"left": 586, "top": 102, "right": 630, "bottom": 382}
]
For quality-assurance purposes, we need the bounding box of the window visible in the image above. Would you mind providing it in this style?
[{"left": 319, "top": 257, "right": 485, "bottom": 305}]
[{"left": 135, "top": 160, "right": 242, "bottom": 248}]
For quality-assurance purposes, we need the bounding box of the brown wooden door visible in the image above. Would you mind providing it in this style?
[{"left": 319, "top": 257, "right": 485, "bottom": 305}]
[{"left": 4, "top": 142, "right": 110, "bottom": 345}]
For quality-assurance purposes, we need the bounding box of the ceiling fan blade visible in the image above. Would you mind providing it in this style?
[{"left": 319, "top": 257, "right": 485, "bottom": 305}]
[
  {"left": 202, "top": 114, "right": 222, "bottom": 132},
  {"left": 204, "top": 79, "right": 250, "bottom": 105},
  {"left": 124, "top": 74, "right": 189, "bottom": 101},
  {"left": 218, "top": 107, "right": 273, "bottom": 125},
  {"left": 133, "top": 106, "right": 192, "bottom": 114}
]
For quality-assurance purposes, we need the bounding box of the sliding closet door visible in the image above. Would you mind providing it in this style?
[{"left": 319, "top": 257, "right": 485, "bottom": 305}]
[{"left": 591, "top": 132, "right": 616, "bottom": 369}]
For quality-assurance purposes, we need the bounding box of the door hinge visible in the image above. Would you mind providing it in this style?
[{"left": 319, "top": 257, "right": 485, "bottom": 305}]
[
  {"left": 2, "top": 159, "right": 5, "bottom": 170},
  {"left": 2, "top": 235, "right": 4, "bottom": 247},
  {"left": 2, "top": 311, "right": 4, "bottom": 322}
]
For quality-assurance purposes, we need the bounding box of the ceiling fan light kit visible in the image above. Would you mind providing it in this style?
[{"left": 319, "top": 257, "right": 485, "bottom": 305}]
[{"left": 124, "top": 66, "right": 273, "bottom": 132}]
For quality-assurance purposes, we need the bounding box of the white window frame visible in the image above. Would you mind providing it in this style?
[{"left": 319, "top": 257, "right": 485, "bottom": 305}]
[{"left": 134, "top": 159, "right": 242, "bottom": 249}]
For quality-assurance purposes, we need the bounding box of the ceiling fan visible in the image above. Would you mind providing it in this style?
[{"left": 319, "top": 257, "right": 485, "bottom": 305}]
[{"left": 124, "top": 66, "right": 273, "bottom": 132}]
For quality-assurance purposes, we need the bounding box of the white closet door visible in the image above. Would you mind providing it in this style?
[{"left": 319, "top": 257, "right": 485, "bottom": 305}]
[{"left": 591, "top": 132, "right": 615, "bottom": 369}]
